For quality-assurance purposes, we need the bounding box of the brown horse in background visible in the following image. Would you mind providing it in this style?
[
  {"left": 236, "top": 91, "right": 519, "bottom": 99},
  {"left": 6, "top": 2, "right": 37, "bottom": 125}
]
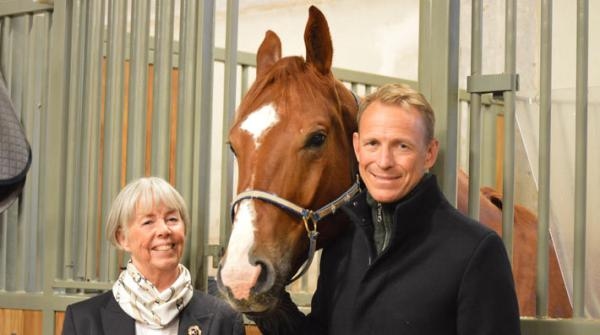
[
  {"left": 457, "top": 170, "right": 572, "bottom": 317},
  {"left": 217, "top": 5, "right": 572, "bottom": 318}
]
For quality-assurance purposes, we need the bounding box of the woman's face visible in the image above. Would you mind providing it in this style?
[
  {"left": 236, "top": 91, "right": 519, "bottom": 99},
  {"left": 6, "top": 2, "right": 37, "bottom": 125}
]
[{"left": 118, "top": 201, "right": 186, "bottom": 283}]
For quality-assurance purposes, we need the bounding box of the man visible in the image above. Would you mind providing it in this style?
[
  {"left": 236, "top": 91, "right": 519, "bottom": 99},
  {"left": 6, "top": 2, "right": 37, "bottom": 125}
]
[{"left": 251, "top": 83, "right": 521, "bottom": 334}]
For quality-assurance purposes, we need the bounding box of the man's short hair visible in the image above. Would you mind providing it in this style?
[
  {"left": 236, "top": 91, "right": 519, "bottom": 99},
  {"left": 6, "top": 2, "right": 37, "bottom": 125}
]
[{"left": 357, "top": 83, "right": 436, "bottom": 142}]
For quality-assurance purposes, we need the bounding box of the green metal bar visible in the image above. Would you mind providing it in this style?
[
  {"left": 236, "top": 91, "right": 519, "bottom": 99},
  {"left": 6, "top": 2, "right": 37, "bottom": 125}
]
[
  {"left": 21, "top": 13, "right": 35, "bottom": 293},
  {"left": 177, "top": 0, "right": 198, "bottom": 267},
  {"left": 573, "top": 0, "right": 588, "bottom": 318},
  {"left": 127, "top": 0, "right": 150, "bottom": 181},
  {"left": 241, "top": 64, "right": 250, "bottom": 97},
  {"left": 103, "top": 0, "right": 127, "bottom": 281},
  {"left": 43, "top": 0, "right": 69, "bottom": 330},
  {"left": 520, "top": 318, "right": 600, "bottom": 335},
  {"left": 63, "top": 0, "right": 85, "bottom": 281},
  {"left": 502, "top": 0, "right": 517, "bottom": 262},
  {"left": 219, "top": 0, "right": 239, "bottom": 253},
  {"left": 0, "top": 1, "right": 53, "bottom": 17},
  {"left": 31, "top": 11, "right": 50, "bottom": 292},
  {"left": 191, "top": 0, "right": 216, "bottom": 290},
  {"left": 151, "top": 0, "right": 174, "bottom": 179},
  {"left": 418, "top": 0, "right": 459, "bottom": 203},
  {"left": 468, "top": 0, "right": 482, "bottom": 219},
  {"left": 537, "top": 0, "right": 552, "bottom": 317},
  {"left": 82, "top": 0, "right": 104, "bottom": 282},
  {"left": 418, "top": 0, "right": 432, "bottom": 96}
]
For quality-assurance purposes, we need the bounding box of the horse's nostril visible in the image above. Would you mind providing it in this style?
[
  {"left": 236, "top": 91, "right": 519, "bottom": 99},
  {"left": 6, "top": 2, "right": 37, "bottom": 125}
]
[{"left": 252, "top": 260, "right": 275, "bottom": 294}]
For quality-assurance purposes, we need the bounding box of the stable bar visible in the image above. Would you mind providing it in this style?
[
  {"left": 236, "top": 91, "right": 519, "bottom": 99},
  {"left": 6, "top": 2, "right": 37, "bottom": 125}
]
[
  {"left": 573, "top": 0, "right": 588, "bottom": 318},
  {"left": 191, "top": 0, "right": 216, "bottom": 290},
  {"left": 537, "top": 0, "right": 552, "bottom": 317},
  {"left": 103, "top": 0, "right": 127, "bottom": 281},
  {"left": 151, "top": 0, "right": 174, "bottom": 179},
  {"left": 502, "top": 0, "right": 517, "bottom": 261},
  {"left": 177, "top": 0, "right": 199, "bottom": 266},
  {"left": 82, "top": 0, "right": 104, "bottom": 281},
  {"left": 219, "top": 0, "right": 239, "bottom": 252},
  {"left": 30, "top": 12, "right": 50, "bottom": 292},
  {"left": 466, "top": 73, "right": 518, "bottom": 94},
  {"left": 127, "top": 0, "right": 150, "bottom": 180},
  {"left": 21, "top": 13, "right": 35, "bottom": 293},
  {"left": 62, "top": 0, "right": 85, "bottom": 281},
  {"left": 44, "top": 0, "right": 69, "bottom": 332},
  {"left": 468, "top": 0, "right": 482, "bottom": 219}
]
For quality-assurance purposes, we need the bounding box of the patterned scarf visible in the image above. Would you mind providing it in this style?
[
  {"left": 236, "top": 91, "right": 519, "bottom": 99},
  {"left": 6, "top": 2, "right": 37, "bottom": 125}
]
[{"left": 113, "top": 261, "right": 194, "bottom": 329}]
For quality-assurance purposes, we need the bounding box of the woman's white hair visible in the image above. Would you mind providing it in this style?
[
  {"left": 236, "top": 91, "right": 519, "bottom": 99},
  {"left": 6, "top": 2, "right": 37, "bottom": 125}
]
[{"left": 105, "top": 177, "right": 189, "bottom": 249}]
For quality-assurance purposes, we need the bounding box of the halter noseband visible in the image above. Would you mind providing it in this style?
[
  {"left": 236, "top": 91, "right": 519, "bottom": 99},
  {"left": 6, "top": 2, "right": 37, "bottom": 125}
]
[{"left": 230, "top": 178, "right": 361, "bottom": 285}]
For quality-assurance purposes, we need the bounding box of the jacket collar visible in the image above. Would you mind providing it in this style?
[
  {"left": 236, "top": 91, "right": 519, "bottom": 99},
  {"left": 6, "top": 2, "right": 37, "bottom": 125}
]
[
  {"left": 100, "top": 293, "right": 135, "bottom": 335},
  {"left": 343, "top": 174, "right": 445, "bottom": 244}
]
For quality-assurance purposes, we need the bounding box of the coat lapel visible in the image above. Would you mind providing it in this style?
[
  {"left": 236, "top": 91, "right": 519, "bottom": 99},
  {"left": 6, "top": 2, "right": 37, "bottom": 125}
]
[
  {"left": 100, "top": 295, "right": 135, "bottom": 335},
  {"left": 178, "top": 296, "right": 214, "bottom": 335}
]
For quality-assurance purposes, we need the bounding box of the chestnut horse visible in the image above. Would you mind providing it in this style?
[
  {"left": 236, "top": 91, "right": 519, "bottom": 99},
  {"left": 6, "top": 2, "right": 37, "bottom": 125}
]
[{"left": 217, "top": 6, "right": 572, "bottom": 318}]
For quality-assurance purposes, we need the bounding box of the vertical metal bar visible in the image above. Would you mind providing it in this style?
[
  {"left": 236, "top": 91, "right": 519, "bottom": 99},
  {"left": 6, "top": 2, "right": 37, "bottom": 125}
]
[
  {"left": 177, "top": 0, "right": 198, "bottom": 265},
  {"left": 418, "top": 0, "right": 459, "bottom": 204},
  {"left": 127, "top": 0, "right": 150, "bottom": 181},
  {"left": 103, "top": 0, "right": 127, "bottom": 281},
  {"left": 2, "top": 16, "right": 17, "bottom": 292},
  {"left": 573, "top": 0, "right": 588, "bottom": 318},
  {"left": 241, "top": 64, "right": 249, "bottom": 97},
  {"left": 83, "top": 0, "right": 105, "bottom": 281},
  {"left": 537, "top": 0, "right": 552, "bottom": 317},
  {"left": 19, "top": 14, "right": 34, "bottom": 293},
  {"left": 151, "top": 0, "right": 174, "bottom": 179},
  {"left": 418, "top": 0, "right": 432, "bottom": 96},
  {"left": 502, "top": 0, "right": 516, "bottom": 261},
  {"left": 44, "top": 0, "right": 69, "bottom": 331},
  {"left": 191, "top": 0, "right": 215, "bottom": 290},
  {"left": 468, "top": 0, "right": 482, "bottom": 219},
  {"left": 62, "top": 0, "right": 86, "bottom": 281},
  {"left": 30, "top": 12, "right": 50, "bottom": 292},
  {"left": 219, "top": 0, "right": 239, "bottom": 256}
]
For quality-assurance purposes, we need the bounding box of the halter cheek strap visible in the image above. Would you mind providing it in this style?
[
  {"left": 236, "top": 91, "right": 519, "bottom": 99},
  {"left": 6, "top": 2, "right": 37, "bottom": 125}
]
[{"left": 230, "top": 179, "right": 361, "bottom": 285}]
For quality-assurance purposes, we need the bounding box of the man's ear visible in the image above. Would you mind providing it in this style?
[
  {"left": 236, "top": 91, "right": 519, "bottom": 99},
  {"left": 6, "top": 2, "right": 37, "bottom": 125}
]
[
  {"left": 352, "top": 132, "right": 360, "bottom": 163},
  {"left": 424, "top": 139, "right": 439, "bottom": 170}
]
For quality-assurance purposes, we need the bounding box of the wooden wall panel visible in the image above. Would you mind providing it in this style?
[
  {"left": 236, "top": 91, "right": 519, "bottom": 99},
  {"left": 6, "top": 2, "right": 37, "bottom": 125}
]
[{"left": 0, "top": 309, "right": 42, "bottom": 335}]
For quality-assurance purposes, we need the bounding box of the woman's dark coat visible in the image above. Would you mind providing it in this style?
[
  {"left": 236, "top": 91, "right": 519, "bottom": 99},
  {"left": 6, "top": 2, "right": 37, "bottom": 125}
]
[{"left": 62, "top": 290, "right": 244, "bottom": 335}]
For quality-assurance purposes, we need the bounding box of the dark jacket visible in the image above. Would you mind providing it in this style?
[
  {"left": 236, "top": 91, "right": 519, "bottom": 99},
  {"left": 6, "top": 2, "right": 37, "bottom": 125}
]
[
  {"left": 253, "top": 174, "right": 521, "bottom": 335},
  {"left": 62, "top": 290, "right": 245, "bottom": 335}
]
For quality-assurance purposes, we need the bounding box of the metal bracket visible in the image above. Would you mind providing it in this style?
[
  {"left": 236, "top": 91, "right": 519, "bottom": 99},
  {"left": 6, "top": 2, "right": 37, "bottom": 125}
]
[
  {"left": 467, "top": 73, "right": 519, "bottom": 94},
  {"left": 207, "top": 244, "right": 225, "bottom": 268}
]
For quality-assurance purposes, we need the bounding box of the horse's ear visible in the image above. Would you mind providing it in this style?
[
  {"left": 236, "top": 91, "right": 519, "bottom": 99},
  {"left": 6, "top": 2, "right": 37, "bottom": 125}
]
[
  {"left": 304, "top": 6, "right": 333, "bottom": 75},
  {"left": 256, "top": 30, "right": 282, "bottom": 79}
]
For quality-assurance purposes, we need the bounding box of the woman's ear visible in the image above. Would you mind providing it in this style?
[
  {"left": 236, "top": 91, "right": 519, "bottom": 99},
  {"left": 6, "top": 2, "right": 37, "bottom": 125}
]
[{"left": 116, "top": 227, "right": 130, "bottom": 252}]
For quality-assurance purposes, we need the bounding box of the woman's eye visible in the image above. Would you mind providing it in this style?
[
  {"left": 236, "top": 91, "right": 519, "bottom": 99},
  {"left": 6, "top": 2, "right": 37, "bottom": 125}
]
[
  {"left": 142, "top": 220, "right": 152, "bottom": 225},
  {"left": 306, "top": 132, "right": 326, "bottom": 148}
]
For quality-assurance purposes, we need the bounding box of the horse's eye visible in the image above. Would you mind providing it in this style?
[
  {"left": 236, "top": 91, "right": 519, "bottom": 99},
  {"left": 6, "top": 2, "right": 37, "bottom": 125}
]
[{"left": 305, "top": 132, "right": 327, "bottom": 148}]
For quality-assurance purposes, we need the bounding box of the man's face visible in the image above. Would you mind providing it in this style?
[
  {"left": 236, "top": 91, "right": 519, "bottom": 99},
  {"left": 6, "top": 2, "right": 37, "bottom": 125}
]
[{"left": 353, "top": 101, "right": 439, "bottom": 203}]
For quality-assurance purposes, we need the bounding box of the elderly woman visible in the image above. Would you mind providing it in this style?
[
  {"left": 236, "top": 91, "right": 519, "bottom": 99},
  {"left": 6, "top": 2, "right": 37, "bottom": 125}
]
[{"left": 62, "top": 177, "right": 244, "bottom": 335}]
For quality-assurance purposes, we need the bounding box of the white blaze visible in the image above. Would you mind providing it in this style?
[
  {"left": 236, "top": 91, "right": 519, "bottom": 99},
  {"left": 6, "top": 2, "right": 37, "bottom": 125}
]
[
  {"left": 240, "top": 103, "right": 279, "bottom": 148},
  {"left": 220, "top": 199, "right": 261, "bottom": 300}
]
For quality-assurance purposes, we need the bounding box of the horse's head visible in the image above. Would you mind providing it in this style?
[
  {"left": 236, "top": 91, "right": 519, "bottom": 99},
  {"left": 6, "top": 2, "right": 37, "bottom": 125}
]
[{"left": 216, "top": 6, "right": 358, "bottom": 313}]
